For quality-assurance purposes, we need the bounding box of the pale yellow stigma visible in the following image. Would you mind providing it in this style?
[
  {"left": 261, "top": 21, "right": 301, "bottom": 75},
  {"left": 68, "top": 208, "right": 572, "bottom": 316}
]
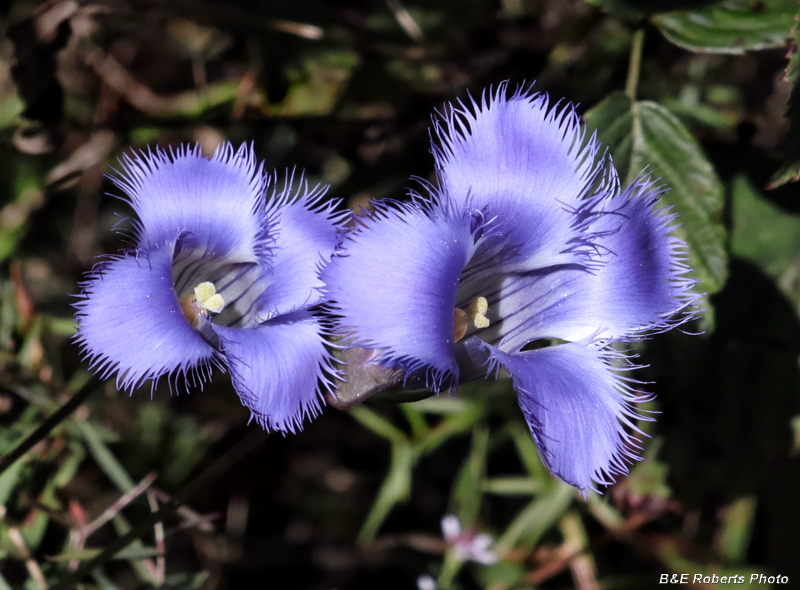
[
  {"left": 179, "top": 281, "right": 225, "bottom": 328},
  {"left": 453, "top": 296, "right": 490, "bottom": 342}
]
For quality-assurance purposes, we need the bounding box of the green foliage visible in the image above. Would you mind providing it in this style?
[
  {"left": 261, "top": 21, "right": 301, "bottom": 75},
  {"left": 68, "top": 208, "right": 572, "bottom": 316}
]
[
  {"left": 349, "top": 398, "right": 484, "bottom": 542},
  {"left": 731, "top": 174, "right": 800, "bottom": 307},
  {"left": 653, "top": 0, "right": 798, "bottom": 54},
  {"left": 586, "top": 0, "right": 721, "bottom": 21}
]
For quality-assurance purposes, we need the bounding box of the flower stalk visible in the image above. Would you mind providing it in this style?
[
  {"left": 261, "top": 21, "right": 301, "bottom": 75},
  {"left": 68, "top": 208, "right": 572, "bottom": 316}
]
[{"left": 625, "top": 29, "right": 645, "bottom": 102}]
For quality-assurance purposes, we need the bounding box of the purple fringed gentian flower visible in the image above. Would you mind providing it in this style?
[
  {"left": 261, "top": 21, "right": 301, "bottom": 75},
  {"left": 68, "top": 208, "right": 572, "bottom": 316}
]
[
  {"left": 74, "top": 143, "right": 346, "bottom": 433},
  {"left": 322, "top": 85, "right": 698, "bottom": 491}
]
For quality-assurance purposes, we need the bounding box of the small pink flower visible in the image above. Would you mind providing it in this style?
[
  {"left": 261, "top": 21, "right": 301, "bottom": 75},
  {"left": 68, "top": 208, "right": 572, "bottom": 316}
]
[{"left": 440, "top": 515, "right": 498, "bottom": 565}]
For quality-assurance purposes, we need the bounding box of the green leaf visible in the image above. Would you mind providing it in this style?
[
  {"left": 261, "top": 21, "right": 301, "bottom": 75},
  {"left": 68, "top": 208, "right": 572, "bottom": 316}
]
[
  {"left": 654, "top": 0, "right": 797, "bottom": 54},
  {"left": 731, "top": 175, "right": 800, "bottom": 276},
  {"left": 493, "top": 482, "right": 575, "bottom": 555},
  {"left": 586, "top": 0, "right": 720, "bottom": 21},
  {"left": 358, "top": 441, "right": 415, "bottom": 543},
  {"left": 91, "top": 570, "right": 124, "bottom": 590},
  {"left": 355, "top": 402, "right": 481, "bottom": 542},
  {"left": 478, "top": 562, "right": 529, "bottom": 590},
  {"left": 0, "top": 160, "right": 44, "bottom": 264},
  {"left": 416, "top": 401, "right": 482, "bottom": 454},
  {"left": 768, "top": 7, "right": 800, "bottom": 188},
  {"left": 48, "top": 546, "right": 161, "bottom": 561},
  {"left": 348, "top": 405, "right": 407, "bottom": 445},
  {"left": 482, "top": 476, "right": 542, "bottom": 496},
  {"left": 730, "top": 174, "right": 800, "bottom": 306},
  {"left": 716, "top": 495, "right": 757, "bottom": 564},
  {"left": 584, "top": 91, "right": 728, "bottom": 294},
  {"left": 0, "top": 455, "right": 26, "bottom": 506},
  {"left": 269, "top": 51, "right": 360, "bottom": 117},
  {"left": 75, "top": 420, "right": 136, "bottom": 493},
  {"left": 621, "top": 437, "right": 672, "bottom": 500}
]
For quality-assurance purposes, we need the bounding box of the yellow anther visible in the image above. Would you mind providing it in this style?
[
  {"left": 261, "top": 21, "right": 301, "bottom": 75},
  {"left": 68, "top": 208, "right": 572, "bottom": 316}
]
[
  {"left": 194, "top": 282, "right": 216, "bottom": 304},
  {"left": 468, "top": 297, "right": 489, "bottom": 328},
  {"left": 194, "top": 281, "right": 225, "bottom": 314},
  {"left": 453, "top": 296, "right": 490, "bottom": 343},
  {"left": 180, "top": 281, "right": 225, "bottom": 328}
]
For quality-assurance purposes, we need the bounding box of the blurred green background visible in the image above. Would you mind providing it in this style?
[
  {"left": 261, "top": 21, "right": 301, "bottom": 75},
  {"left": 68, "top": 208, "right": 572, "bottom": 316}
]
[{"left": 0, "top": 0, "right": 799, "bottom": 588}]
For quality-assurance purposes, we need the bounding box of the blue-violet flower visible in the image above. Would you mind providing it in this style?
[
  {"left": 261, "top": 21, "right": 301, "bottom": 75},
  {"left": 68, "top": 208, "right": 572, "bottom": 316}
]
[
  {"left": 75, "top": 143, "right": 346, "bottom": 433},
  {"left": 322, "top": 86, "right": 698, "bottom": 491}
]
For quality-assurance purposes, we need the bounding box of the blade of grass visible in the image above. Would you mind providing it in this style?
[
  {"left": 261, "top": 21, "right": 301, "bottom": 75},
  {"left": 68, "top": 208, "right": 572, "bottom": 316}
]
[{"left": 50, "top": 429, "right": 268, "bottom": 590}]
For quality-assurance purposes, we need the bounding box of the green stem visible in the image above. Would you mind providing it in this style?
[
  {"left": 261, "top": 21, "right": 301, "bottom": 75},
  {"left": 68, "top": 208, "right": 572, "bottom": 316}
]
[
  {"left": 0, "top": 376, "right": 100, "bottom": 477},
  {"left": 625, "top": 29, "right": 645, "bottom": 102},
  {"left": 437, "top": 551, "right": 463, "bottom": 590},
  {"left": 51, "top": 429, "right": 269, "bottom": 590}
]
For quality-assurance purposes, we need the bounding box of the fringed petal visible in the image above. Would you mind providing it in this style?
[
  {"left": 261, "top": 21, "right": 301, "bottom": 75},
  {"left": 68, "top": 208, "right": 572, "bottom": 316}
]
[
  {"left": 484, "top": 178, "right": 699, "bottom": 350},
  {"left": 111, "top": 143, "right": 271, "bottom": 266},
  {"left": 432, "top": 83, "right": 616, "bottom": 269},
  {"left": 214, "top": 312, "right": 336, "bottom": 434},
  {"left": 73, "top": 245, "right": 217, "bottom": 391},
  {"left": 257, "top": 172, "right": 349, "bottom": 320},
  {"left": 322, "top": 200, "right": 485, "bottom": 389},
  {"left": 484, "top": 341, "right": 649, "bottom": 492}
]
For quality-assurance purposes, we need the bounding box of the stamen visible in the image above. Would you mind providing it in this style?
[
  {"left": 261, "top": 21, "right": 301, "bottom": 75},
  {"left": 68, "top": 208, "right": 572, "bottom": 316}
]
[
  {"left": 195, "top": 281, "right": 224, "bottom": 314},
  {"left": 453, "top": 296, "right": 490, "bottom": 342},
  {"left": 179, "top": 281, "right": 225, "bottom": 328},
  {"left": 468, "top": 297, "right": 490, "bottom": 329}
]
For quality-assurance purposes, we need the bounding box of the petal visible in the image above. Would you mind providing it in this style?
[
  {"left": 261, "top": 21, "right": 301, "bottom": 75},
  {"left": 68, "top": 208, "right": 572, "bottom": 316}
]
[
  {"left": 468, "top": 535, "right": 499, "bottom": 565},
  {"left": 322, "top": 201, "right": 481, "bottom": 388},
  {"left": 432, "top": 84, "right": 612, "bottom": 268},
  {"left": 484, "top": 341, "right": 646, "bottom": 492},
  {"left": 74, "top": 245, "right": 217, "bottom": 391},
  {"left": 112, "top": 143, "right": 270, "bottom": 265},
  {"left": 441, "top": 515, "right": 461, "bottom": 540},
  {"left": 213, "top": 312, "right": 335, "bottom": 434},
  {"left": 258, "top": 175, "right": 348, "bottom": 319},
  {"left": 480, "top": 180, "right": 698, "bottom": 350}
]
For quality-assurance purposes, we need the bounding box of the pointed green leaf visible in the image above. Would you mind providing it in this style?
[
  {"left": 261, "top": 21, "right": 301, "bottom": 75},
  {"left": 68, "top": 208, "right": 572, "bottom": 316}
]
[
  {"left": 507, "top": 421, "right": 547, "bottom": 481},
  {"left": 585, "top": 92, "right": 728, "bottom": 294},
  {"left": 731, "top": 175, "right": 800, "bottom": 276},
  {"left": 349, "top": 405, "right": 407, "bottom": 445},
  {"left": 482, "top": 477, "right": 542, "bottom": 496},
  {"left": 358, "top": 441, "right": 415, "bottom": 543},
  {"left": 730, "top": 174, "right": 800, "bottom": 307},
  {"left": 654, "top": 0, "right": 797, "bottom": 54},
  {"left": 74, "top": 420, "right": 135, "bottom": 493}
]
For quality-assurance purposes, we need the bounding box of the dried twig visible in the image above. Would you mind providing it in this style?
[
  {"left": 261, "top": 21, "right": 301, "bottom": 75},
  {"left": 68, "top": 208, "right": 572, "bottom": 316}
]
[
  {"left": 68, "top": 473, "right": 158, "bottom": 571},
  {"left": 9, "top": 526, "right": 49, "bottom": 590},
  {"left": 147, "top": 490, "right": 166, "bottom": 585},
  {"left": 523, "top": 509, "right": 665, "bottom": 587},
  {"left": 51, "top": 430, "right": 268, "bottom": 590},
  {"left": 386, "top": 0, "right": 424, "bottom": 42}
]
